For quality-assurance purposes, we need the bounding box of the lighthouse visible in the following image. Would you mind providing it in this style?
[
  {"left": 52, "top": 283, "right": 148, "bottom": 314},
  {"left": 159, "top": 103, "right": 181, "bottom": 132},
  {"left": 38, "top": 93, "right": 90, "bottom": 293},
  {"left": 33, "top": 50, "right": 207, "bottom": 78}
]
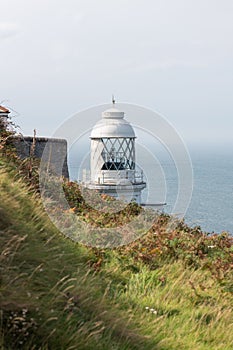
[{"left": 83, "top": 100, "right": 146, "bottom": 204}]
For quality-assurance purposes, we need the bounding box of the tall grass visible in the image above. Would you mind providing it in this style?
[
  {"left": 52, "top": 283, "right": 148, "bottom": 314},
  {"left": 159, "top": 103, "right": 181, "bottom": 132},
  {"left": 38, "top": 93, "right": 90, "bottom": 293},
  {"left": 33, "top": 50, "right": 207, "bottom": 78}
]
[{"left": 0, "top": 157, "right": 232, "bottom": 349}]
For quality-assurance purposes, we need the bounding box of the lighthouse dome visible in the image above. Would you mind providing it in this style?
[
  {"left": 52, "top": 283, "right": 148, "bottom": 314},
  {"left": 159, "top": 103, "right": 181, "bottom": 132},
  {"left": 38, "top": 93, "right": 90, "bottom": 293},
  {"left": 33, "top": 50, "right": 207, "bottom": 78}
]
[{"left": 90, "top": 107, "right": 136, "bottom": 138}]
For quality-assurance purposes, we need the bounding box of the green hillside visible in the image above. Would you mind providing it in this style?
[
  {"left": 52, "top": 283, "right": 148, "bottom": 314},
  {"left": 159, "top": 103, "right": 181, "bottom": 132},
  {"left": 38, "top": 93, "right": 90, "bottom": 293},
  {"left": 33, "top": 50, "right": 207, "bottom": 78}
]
[{"left": 0, "top": 156, "right": 233, "bottom": 350}]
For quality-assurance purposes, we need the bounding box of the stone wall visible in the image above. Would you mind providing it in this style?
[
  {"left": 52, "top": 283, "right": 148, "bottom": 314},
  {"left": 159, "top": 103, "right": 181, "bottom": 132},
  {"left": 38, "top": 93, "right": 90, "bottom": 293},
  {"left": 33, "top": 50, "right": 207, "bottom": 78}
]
[{"left": 13, "top": 136, "right": 69, "bottom": 178}]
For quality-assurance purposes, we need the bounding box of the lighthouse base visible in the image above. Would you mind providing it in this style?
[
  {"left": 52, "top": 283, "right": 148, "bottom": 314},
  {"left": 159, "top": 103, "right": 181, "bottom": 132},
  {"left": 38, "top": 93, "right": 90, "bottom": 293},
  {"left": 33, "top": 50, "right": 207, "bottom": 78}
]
[{"left": 84, "top": 182, "right": 146, "bottom": 205}]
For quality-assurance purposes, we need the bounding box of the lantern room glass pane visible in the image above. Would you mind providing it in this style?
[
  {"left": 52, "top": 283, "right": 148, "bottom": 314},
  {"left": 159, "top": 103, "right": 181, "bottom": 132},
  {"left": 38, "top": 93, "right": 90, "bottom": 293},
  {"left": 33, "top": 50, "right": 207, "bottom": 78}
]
[{"left": 100, "top": 137, "right": 135, "bottom": 170}]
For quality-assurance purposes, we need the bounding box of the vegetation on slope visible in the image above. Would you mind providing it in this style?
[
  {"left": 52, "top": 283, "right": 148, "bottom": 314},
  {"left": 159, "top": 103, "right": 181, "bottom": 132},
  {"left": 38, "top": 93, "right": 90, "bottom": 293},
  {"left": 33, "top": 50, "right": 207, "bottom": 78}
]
[
  {"left": 0, "top": 159, "right": 152, "bottom": 350},
  {"left": 0, "top": 117, "right": 232, "bottom": 350}
]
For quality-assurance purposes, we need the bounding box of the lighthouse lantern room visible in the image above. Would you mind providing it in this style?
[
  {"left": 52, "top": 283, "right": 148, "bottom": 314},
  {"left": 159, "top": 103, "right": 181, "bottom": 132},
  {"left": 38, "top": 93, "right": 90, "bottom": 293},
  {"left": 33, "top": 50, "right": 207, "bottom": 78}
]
[{"left": 83, "top": 101, "right": 146, "bottom": 204}]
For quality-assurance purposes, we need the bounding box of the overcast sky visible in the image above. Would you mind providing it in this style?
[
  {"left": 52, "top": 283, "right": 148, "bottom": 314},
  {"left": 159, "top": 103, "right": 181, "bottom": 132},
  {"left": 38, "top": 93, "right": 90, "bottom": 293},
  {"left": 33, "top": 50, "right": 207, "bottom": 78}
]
[{"left": 1, "top": 0, "right": 233, "bottom": 149}]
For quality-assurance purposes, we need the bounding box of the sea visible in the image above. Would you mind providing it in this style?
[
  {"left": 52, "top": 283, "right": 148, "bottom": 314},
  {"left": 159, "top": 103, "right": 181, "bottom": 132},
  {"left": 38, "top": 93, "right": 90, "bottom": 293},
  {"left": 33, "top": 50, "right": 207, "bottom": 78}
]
[
  {"left": 69, "top": 146, "right": 233, "bottom": 235},
  {"left": 181, "top": 151, "right": 233, "bottom": 234}
]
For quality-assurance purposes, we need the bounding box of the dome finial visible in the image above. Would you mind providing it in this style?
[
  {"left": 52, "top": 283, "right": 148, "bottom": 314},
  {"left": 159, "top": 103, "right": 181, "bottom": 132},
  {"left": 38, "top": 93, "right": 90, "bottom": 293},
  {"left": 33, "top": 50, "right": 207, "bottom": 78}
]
[{"left": 112, "top": 94, "right": 116, "bottom": 105}]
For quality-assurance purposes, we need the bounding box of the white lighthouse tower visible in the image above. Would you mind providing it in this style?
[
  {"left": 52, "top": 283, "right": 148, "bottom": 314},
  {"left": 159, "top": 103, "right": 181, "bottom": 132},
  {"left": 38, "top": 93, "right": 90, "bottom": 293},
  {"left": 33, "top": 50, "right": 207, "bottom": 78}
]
[{"left": 83, "top": 100, "right": 146, "bottom": 204}]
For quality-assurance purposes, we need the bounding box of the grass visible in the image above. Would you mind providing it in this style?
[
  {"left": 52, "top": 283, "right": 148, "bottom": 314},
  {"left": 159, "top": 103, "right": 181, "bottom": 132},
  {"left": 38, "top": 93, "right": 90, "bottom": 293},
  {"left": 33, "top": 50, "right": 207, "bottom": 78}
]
[{"left": 0, "top": 156, "right": 233, "bottom": 349}]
